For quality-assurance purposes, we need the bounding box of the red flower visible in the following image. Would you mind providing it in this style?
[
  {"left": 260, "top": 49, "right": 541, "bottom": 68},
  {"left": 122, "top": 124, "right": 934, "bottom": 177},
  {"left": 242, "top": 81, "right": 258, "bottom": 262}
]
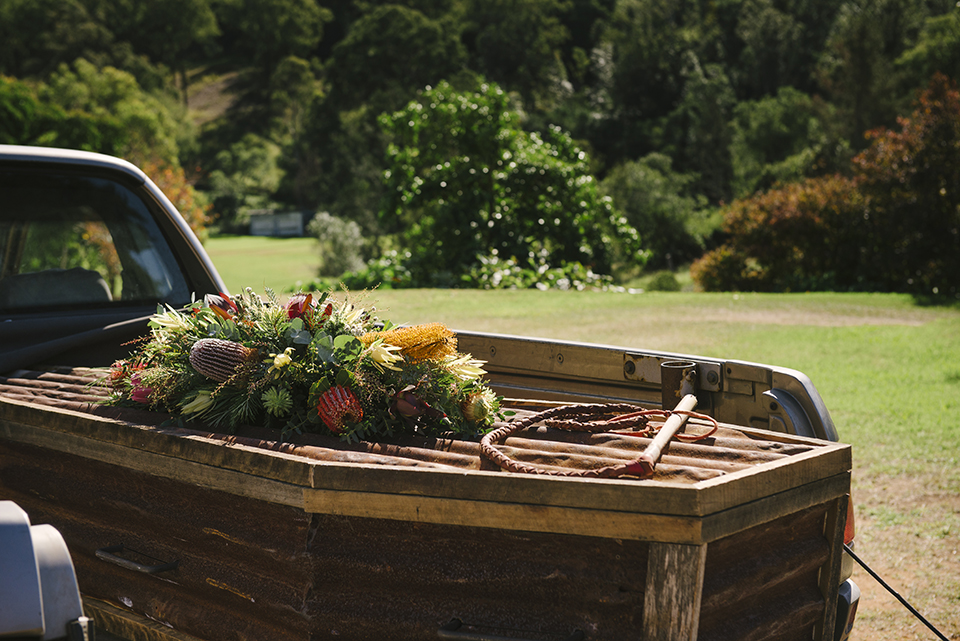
[
  {"left": 389, "top": 386, "right": 446, "bottom": 423},
  {"left": 316, "top": 385, "right": 363, "bottom": 434},
  {"left": 108, "top": 360, "right": 145, "bottom": 391},
  {"left": 285, "top": 293, "right": 313, "bottom": 319},
  {"left": 205, "top": 292, "right": 238, "bottom": 320}
]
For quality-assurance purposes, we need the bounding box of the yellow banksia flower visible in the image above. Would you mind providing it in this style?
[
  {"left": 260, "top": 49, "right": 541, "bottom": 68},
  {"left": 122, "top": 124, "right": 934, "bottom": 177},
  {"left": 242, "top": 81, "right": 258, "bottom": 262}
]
[{"left": 361, "top": 323, "right": 456, "bottom": 362}]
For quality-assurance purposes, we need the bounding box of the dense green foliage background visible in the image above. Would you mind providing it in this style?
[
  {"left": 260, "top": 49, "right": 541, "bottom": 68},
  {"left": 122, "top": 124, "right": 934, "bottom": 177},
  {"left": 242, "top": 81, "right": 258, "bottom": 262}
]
[{"left": 2, "top": 0, "right": 959, "bottom": 294}]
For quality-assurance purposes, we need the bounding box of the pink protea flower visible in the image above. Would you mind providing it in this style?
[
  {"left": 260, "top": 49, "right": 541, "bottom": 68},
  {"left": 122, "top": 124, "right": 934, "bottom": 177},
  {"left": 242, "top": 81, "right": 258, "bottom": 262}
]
[
  {"left": 285, "top": 293, "right": 313, "bottom": 319},
  {"left": 316, "top": 385, "right": 363, "bottom": 434},
  {"left": 130, "top": 372, "right": 153, "bottom": 404}
]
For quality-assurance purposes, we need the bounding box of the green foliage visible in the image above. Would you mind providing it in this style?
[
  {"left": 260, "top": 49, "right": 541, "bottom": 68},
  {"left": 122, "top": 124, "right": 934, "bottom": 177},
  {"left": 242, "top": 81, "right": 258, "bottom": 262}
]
[
  {"left": 464, "top": 254, "right": 613, "bottom": 290},
  {"left": 645, "top": 270, "right": 682, "bottom": 292},
  {"left": 1, "top": 60, "right": 184, "bottom": 165},
  {"left": 223, "top": 0, "right": 331, "bottom": 79},
  {"left": 43, "top": 59, "right": 185, "bottom": 165},
  {"left": 326, "top": 4, "right": 466, "bottom": 114},
  {"left": 0, "top": 0, "right": 112, "bottom": 79},
  {"left": 0, "top": 75, "right": 116, "bottom": 150},
  {"left": 378, "top": 79, "right": 645, "bottom": 286},
  {"left": 307, "top": 212, "right": 365, "bottom": 277},
  {"left": 815, "top": 0, "right": 931, "bottom": 144},
  {"left": 693, "top": 75, "right": 960, "bottom": 297},
  {"left": 462, "top": 0, "right": 571, "bottom": 110},
  {"left": 207, "top": 133, "right": 284, "bottom": 230},
  {"left": 5, "top": 0, "right": 960, "bottom": 296},
  {"left": 664, "top": 56, "right": 737, "bottom": 202},
  {"left": 599, "top": 153, "right": 716, "bottom": 270},
  {"left": 897, "top": 10, "right": 960, "bottom": 83},
  {"left": 729, "top": 86, "right": 848, "bottom": 197}
]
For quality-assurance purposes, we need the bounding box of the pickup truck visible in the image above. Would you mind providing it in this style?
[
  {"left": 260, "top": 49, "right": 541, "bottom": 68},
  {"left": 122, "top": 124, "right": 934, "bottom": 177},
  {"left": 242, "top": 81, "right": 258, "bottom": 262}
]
[{"left": 0, "top": 145, "right": 859, "bottom": 641}]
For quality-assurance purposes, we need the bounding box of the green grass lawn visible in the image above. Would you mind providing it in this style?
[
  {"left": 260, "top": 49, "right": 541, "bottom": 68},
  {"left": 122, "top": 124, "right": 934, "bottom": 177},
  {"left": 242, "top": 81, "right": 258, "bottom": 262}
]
[
  {"left": 208, "top": 235, "right": 960, "bottom": 640},
  {"left": 205, "top": 235, "right": 320, "bottom": 296}
]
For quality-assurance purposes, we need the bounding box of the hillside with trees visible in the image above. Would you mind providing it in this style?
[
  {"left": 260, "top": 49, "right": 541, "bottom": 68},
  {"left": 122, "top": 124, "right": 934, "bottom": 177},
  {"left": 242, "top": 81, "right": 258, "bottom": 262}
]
[{"left": 1, "top": 0, "right": 958, "bottom": 295}]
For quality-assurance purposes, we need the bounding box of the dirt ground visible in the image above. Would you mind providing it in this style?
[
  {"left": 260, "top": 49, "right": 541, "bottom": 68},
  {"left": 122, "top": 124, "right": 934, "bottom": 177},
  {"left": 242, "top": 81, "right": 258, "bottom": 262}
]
[{"left": 847, "top": 471, "right": 960, "bottom": 640}]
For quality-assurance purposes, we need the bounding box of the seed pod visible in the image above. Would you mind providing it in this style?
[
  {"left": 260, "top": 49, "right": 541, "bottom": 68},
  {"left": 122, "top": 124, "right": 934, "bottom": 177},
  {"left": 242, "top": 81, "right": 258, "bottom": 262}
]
[{"left": 189, "top": 338, "right": 259, "bottom": 382}]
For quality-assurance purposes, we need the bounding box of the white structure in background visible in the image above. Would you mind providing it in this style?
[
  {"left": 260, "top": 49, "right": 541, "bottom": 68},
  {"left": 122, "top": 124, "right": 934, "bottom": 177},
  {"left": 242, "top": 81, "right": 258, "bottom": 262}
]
[{"left": 248, "top": 210, "right": 314, "bottom": 237}]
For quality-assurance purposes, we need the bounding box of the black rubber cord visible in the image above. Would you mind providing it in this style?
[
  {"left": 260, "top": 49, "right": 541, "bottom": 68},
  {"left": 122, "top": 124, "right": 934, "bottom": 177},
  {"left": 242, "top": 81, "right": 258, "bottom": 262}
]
[{"left": 843, "top": 543, "right": 950, "bottom": 641}]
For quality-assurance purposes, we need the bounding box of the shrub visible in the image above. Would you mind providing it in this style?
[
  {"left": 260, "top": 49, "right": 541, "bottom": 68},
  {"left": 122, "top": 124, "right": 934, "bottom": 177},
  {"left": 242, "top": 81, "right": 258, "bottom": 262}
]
[
  {"left": 378, "top": 80, "right": 646, "bottom": 286},
  {"left": 693, "top": 75, "right": 960, "bottom": 297},
  {"left": 646, "top": 271, "right": 682, "bottom": 292},
  {"left": 307, "top": 211, "right": 365, "bottom": 277},
  {"left": 463, "top": 253, "right": 612, "bottom": 290}
]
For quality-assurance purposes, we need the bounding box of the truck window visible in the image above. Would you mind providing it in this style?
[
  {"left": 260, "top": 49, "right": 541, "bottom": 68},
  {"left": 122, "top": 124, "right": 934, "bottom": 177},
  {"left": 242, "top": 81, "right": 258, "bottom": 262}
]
[{"left": 0, "top": 170, "right": 191, "bottom": 312}]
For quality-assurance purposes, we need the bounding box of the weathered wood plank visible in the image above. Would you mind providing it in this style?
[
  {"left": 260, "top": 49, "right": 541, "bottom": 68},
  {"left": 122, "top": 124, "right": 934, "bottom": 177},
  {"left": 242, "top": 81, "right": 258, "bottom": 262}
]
[
  {"left": 643, "top": 542, "right": 708, "bottom": 640},
  {"left": 302, "top": 487, "right": 705, "bottom": 543},
  {"left": 0, "top": 416, "right": 304, "bottom": 507},
  {"left": 85, "top": 597, "right": 205, "bottom": 641},
  {"left": 815, "top": 494, "right": 849, "bottom": 640}
]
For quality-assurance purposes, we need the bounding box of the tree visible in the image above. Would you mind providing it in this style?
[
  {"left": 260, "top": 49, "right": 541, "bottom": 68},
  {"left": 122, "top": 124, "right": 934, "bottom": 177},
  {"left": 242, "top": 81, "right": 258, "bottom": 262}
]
[
  {"left": 104, "top": 0, "right": 220, "bottom": 104},
  {"left": 735, "top": 0, "right": 803, "bottom": 99},
  {"left": 852, "top": 73, "right": 960, "bottom": 296},
  {"left": 692, "top": 74, "right": 960, "bottom": 297},
  {"left": 326, "top": 4, "right": 466, "bottom": 114},
  {"left": 43, "top": 59, "right": 183, "bottom": 166},
  {"left": 897, "top": 10, "right": 960, "bottom": 84},
  {"left": 207, "top": 133, "right": 285, "bottom": 230},
  {"left": 729, "top": 86, "right": 847, "bottom": 197},
  {"left": 815, "top": 0, "right": 932, "bottom": 145},
  {"left": 689, "top": 174, "right": 864, "bottom": 292},
  {"left": 0, "top": 0, "right": 111, "bottom": 79},
  {"left": 225, "top": 0, "right": 331, "bottom": 82},
  {"left": 143, "top": 160, "right": 214, "bottom": 242},
  {"left": 379, "top": 80, "right": 645, "bottom": 285},
  {"left": 660, "top": 54, "right": 737, "bottom": 203},
  {"left": 462, "top": 0, "right": 571, "bottom": 110},
  {"left": 0, "top": 75, "right": 119, "bottom": 150},
  {"left": 600, "top": 153, "right": 714, "bottom": 270}
]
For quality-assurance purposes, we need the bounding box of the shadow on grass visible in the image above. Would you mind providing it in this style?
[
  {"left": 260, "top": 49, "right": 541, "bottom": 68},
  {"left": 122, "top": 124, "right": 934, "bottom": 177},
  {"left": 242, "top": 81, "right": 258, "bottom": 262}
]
[{"left": 911, "top": 293, "right": 960, "bottom": 309}]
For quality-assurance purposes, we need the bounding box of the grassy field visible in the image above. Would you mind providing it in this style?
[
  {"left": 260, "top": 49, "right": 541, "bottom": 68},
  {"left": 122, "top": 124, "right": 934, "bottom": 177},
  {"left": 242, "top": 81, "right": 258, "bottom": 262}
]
[
  {"left": 206, "top": 235, "right": 321, "bottom": 295},
  {"left": 209, "top": 235, "right": 960, "bottom": 640}
]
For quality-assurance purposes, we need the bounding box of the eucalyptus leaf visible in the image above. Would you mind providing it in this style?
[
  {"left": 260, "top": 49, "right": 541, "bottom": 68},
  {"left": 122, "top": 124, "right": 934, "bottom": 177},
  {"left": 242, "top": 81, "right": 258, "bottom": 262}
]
[
  {"left": 335, "top": 368, "right": 354, "bottom": 387},
  {"left": 314, "top": 334, "right": 335, "bottom": 363},
  {"left": 287, "top": 319, "right": 312, "bottom": 344},
  {"left": 333, "top": 334, "right": 362, "bottom": 360}
]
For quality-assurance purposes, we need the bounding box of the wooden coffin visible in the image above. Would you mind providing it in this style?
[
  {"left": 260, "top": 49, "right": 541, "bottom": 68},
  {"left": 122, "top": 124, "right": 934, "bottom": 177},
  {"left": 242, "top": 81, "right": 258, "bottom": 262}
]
[{"left": 0, "top": 368, "right": 851, "bottom": 641}]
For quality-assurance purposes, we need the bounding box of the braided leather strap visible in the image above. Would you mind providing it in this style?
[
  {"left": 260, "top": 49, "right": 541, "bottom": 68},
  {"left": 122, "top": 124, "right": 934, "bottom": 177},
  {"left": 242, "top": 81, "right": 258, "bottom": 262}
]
[{"left": 480, "top": 403, "right": 719, "bottom": 479}]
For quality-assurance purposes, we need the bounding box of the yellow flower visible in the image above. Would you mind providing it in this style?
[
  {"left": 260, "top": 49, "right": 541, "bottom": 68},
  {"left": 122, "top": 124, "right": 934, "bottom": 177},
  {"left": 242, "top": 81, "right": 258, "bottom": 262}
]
[
  {"left": 366, "top": 339, "right": 404, "bottom": 372},
  {"left": 266, "top": 347, "right": 295, "bottom": 376}
]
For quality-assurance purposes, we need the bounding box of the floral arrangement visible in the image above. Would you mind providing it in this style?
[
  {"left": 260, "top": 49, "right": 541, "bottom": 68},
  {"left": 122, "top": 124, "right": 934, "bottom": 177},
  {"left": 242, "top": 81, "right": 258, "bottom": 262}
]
[{"left": 106, "top": 288, "right": 503, "bottom": 441}]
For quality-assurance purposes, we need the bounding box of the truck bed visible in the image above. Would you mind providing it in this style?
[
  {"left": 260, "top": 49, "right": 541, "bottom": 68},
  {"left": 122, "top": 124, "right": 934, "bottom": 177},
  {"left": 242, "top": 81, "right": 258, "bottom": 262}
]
[{"left": 0, "top": 366, "right": 851, "bottom": 641}]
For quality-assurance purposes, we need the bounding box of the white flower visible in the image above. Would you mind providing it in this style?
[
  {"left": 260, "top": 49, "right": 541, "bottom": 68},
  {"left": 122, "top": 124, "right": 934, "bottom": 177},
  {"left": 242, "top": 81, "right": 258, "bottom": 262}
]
[
  {"left": 340, "top": 303, "right": 366, "bottom": 325},
  {"left": 181, "top": 390, "right": 214, "bottom": 415},
  {"left": 366, "top": 340, "right": 404, "bottom": 372},
  {"left": 444, "top": 354, "right": 487, "bottom": 381},
  {"left": 149, "top": 305, "right": 192, "bottom": 333}
]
